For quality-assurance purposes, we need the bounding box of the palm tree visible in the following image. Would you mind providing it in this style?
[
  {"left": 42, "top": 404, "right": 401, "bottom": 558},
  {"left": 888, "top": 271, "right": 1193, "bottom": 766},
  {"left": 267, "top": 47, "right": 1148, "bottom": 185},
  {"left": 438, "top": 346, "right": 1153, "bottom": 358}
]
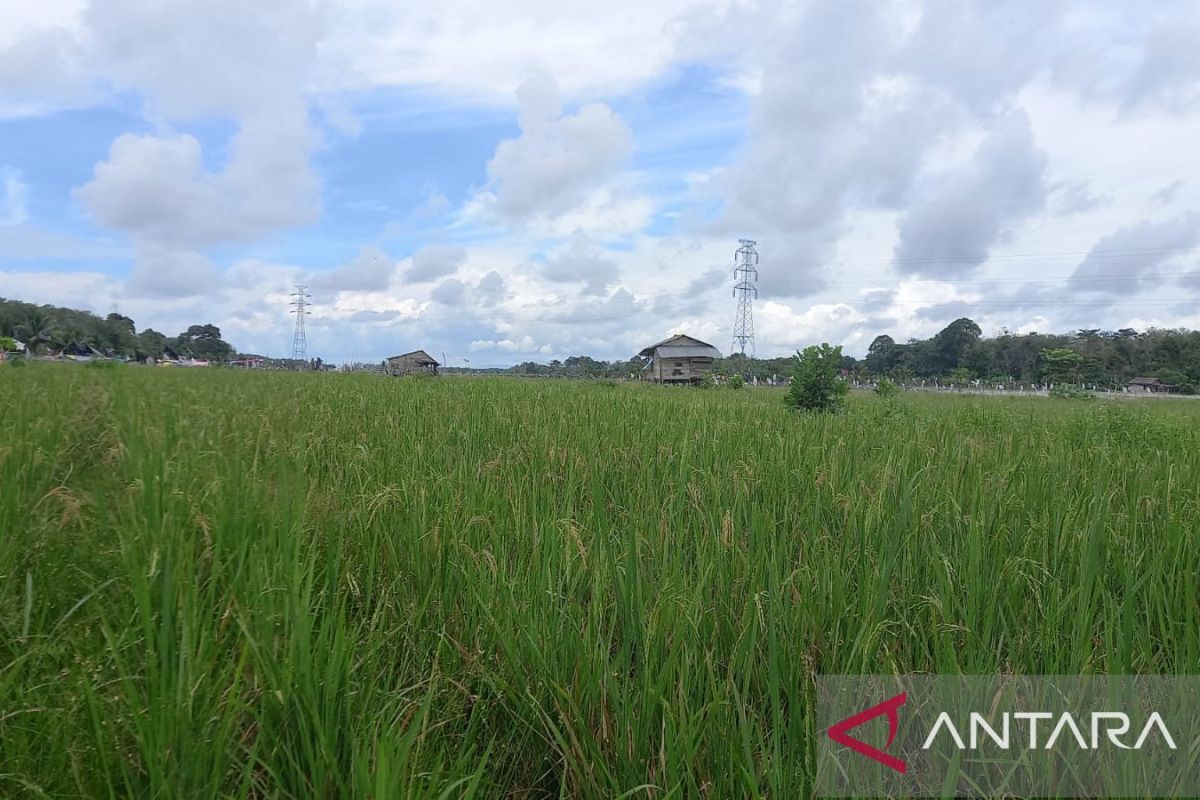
[{"left": 15, "top": 310, "right": 55, "bottom": 356}]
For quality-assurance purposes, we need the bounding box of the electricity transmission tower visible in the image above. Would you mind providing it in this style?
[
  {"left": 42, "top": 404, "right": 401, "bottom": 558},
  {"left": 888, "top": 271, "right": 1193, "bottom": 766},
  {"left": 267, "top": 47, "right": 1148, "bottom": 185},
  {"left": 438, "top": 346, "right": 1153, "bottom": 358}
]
[
  {"left": 731, "top": 238, "right": 759, "bottom": 356},
  {"left": 290, "top": 285, "right": 311, "bottom": 362}
]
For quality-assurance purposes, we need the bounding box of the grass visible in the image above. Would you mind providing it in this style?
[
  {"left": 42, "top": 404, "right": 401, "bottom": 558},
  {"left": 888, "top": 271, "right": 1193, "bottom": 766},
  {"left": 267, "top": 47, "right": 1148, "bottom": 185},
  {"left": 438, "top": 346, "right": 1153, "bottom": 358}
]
[{"left": 1, "top": 365, "right": 1198, "bottom": 797}]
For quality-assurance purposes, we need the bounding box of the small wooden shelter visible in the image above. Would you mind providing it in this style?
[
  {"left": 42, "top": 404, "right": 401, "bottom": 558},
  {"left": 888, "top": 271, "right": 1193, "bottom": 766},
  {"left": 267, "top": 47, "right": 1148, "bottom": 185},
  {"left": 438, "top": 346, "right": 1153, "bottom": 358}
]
[
  {"left": 386, "top": 350, "right": 440, "bottom": 377},
  {"left": 638, "top": 334, "right": 721, "bottom": 384},
  {"left": 1126, "top": 376, "right": 1175, "bottom": 394}
]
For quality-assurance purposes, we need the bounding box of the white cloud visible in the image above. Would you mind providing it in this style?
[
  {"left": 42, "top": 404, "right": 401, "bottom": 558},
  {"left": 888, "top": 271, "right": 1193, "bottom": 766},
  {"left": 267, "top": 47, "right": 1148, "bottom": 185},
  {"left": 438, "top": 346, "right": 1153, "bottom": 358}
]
[
  {"left": 325, "top": 0, "right": 709, "bottom": 100},
  {"left": 480, "top": 76, "right": 633, "bottom": 223},
  {"left": 542, "top": 233, "right": 621, "bottom": 295},
  {"left": 82, "top": 0, "right": 324, "bottom": 119},
  {"left": 5, "top": 0, "right": 1200, "bottom": 363},
  {"left": 0, "top": 167, "right": 29, "bottom": 225},
  {"left": 431, "top": 277, "right": 467, "bottom": 305},
  {"left": 126, "top": 243, "right": 219, "bottom": 298},
  {"left": 308, "top": 246, "right": 398, "bottom": 293},
  {"left": 892, "top": 111, "right": 1048, "bottom": 276},
  {"left": 1069, "top": 214, "right": 1200, "bottom": 293},
  {"left": 405, "top": 244, "right": 468, "bottom": 283},
  {"left": 75, "top": 111, "right": 319, "bottom": 248},
  {"left": 469, "top": 335, "right": 542, "bottom": 353}
]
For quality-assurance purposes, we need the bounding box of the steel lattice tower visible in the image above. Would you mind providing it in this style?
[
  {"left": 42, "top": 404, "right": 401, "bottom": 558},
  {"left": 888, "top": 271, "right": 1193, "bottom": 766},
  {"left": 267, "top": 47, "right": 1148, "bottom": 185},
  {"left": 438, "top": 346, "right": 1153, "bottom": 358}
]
[
  {"left": 731, "top": 238, "right": 759, "bottom": 356},
  {"left": 290, "top": 285, "right": 311, "bottom": 362}
]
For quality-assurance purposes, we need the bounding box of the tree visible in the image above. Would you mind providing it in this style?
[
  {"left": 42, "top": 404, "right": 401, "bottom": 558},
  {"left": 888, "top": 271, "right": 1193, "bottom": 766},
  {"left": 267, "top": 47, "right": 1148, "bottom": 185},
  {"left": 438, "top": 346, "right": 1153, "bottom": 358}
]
[
  {"left": 174, "top": 324, "right": 234, "bottom": 362},
  {"left": 14, "top": 309, "right": 55, "bottom": 355},
  {"left": 137, "top": 329, "right": 168, "bottom": 360},
  {"left": 103, "top": 313, "right": 138, "bottom": 355},
  {"left": 865, "top": 334, "right": 898, "bottom": 375},
  {"left": 1040, "top": 347, "right": 1083, "bottom": 385},
  {"left": 943, "top": 367, "right": 974, "bottom": 387},
  {"left": 785, "top": 344, "right": 848, "bottom": 412},
  {"left": 932, "top": 317, "right": 982, "bottom": 373}
]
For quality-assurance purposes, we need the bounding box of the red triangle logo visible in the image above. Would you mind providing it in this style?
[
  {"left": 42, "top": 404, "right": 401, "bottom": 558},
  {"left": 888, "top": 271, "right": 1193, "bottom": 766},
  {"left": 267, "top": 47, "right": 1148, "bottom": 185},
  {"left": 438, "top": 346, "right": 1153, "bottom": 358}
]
[{"left": 827, "top": 691, "right": 907, "bottom": 774}]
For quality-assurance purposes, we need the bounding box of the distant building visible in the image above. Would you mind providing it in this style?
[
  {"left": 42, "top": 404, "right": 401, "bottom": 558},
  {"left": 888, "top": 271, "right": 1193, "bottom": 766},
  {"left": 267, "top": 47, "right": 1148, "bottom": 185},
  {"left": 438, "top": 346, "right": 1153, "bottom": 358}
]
[
  {"left": 230, "top": 354, "right": 266, "bottom": 368},
  {"left": 386, "top": 350, "right": 440, "bottom": 377},
  {"left": 638, "top": 334, "right": 721, "bottom": 384},
  {"left": 1126, "top": 377, "right": 1175, "bottom": 394}
]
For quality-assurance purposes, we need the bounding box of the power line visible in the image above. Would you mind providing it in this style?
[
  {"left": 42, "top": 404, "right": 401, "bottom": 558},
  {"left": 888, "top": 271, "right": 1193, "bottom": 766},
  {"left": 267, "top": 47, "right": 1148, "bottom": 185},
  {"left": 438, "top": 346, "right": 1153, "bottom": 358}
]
[
  {"left": 880, "top": 300, "right": 1193, "bottom": 308},
  {"left": 769, "top": 272, "right": 1200, "bottom": 286},
  {"left": 765, "top": 244, "right": 1200, "bottom": 268}
]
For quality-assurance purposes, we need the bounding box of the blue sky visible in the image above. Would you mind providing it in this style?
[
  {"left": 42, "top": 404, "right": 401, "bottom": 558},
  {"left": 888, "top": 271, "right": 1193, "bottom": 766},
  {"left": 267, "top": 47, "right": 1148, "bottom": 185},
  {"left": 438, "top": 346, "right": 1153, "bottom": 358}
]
[{"left": 2, "top": 0, "right": 1199, "bottom": 365}]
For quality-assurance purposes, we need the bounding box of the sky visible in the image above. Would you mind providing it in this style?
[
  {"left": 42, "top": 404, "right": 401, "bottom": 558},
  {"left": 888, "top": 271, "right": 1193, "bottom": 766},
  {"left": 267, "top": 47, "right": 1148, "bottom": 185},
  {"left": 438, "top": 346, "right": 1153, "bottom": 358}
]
[{"left": 1, "top": 0, "right": 1199, "bottom": 366}]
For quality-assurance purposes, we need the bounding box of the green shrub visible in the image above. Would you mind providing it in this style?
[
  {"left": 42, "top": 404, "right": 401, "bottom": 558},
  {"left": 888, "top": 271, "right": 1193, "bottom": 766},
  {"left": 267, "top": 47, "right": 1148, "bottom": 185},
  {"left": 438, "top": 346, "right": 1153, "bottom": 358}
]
[
  {"left": 698, "top": 373, "right": 718, "bottom": 389},
  {"left": 727, "top": 374, "right": 745, "bottom": 390},
  {"left": 784, "top": 344, "right": 847, "bottom": 412},
  {"left": 874, "top": 378, "right": 898, "bottom": 400},
  {"left": 1049, "top": 384, "right": 1094, "bottom": 400},
  {"left": 85, "top": 358, "right": 121, "bottom": 370}
]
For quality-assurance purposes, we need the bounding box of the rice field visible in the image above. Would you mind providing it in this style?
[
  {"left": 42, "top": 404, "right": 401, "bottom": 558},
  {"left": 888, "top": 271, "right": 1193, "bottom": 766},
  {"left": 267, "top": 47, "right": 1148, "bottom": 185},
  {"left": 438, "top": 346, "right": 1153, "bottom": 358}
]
[{"left": 2, "top": 365, "right": 1198, "bottom": 798}]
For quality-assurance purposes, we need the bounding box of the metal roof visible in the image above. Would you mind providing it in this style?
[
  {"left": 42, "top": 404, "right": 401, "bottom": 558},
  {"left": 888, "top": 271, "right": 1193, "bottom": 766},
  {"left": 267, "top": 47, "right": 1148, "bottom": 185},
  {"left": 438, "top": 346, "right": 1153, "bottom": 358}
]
[
  {"left": 638, "top": 333, "right": 721, "bottom": 358},
  {"left": 387, "top": 349, "right": 439, "bottom": 365},
  {"left": 654, "top": 345, "right": 720, "bottom": 358}
]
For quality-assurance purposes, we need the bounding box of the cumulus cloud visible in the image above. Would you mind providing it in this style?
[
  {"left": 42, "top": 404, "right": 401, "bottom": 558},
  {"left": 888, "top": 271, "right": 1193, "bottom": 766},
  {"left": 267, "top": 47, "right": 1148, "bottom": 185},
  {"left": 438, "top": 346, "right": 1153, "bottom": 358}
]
[
  {"left": 892, "top": 112, "right": 1048, "bottom": 277},
  {"left": 7, "top": 0, "right": 1200, "bottom": 362},
  {"left": 82, "top": 0, "right": 324, "bottom": 120},
  {"left": 756, "top": 300, "right": 867, "bottom": 352},
  {"left": 542, "top": 234, "right": 621, "bottom": 295},
  {"left": 126, "top": 243, "right": 219, "bottom": 298},
  {"left": 0, "top": 27, "right": 94, "bottom": 115},
  {"left": 469, "top": 335, "right": 546, "bottom": 354},
  {"left": 1070, "top": 214, "right": 1200, "bottom": 294},
  {"left": 543, "top": 286, "right": 642, "bottom": 324},
  {"left": 431, "top": 270, "right": 508, "bottom": 307},
  {"left": 1181, "top": 266, "right": 1200, "bottom": 290},
  {"left": 404, "top": 245, "right": 468, "bottom": 283},
  {"left": 1050, "top": 180, "right": 1107, "bottom": 216},
  {"left": 330, "top": 0, "right": 703, "bottom": 101},
  {"left": 75, "top": 111, "right": 318, "bottom": 248},
  {"left": 1152, "top": 180, "right": 1185, "bottom": 206},
  {"left": 0, "top": 166, "right": 29, "bottom": 225},
  {"left": 45, "top": 0, "right": 327, "bottom": 299},
  {"left": 1117, "top": 19, "right": 1200, "bottom": 114},
  {"left": 309, "top": 246, "right": 397, "bottom": 293},
  {"left": 482, "top": 75, "right": 633, "bottom": 222},
  {"left": 475, "top": 270, "right": 508, "bottom": 306},
  {"left": 431, "top": 277, "right": 467, "bottom": 305}
]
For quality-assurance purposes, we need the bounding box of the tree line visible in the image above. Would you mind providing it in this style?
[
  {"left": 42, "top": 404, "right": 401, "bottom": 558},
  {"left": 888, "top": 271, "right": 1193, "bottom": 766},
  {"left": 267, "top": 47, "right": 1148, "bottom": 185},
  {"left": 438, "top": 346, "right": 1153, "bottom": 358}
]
[
  {"left": 499, "top": 319, "right": 1200, "bottom": 394},
  {"left": 857, "top": 318, "right": 1200, "bottom": 393},
  {"left": 0, "top": 298, "right": 237, "bottom": 362},
  {"left": 5, "top": 296, "right": 1199, "bottom": 392}
]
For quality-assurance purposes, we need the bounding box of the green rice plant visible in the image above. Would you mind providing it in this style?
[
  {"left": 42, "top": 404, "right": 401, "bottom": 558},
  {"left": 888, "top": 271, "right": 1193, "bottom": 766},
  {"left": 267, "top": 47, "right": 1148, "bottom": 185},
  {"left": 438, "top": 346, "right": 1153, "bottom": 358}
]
[{"left": 0, "top": 365, "right": 1197, "bottom": 797}]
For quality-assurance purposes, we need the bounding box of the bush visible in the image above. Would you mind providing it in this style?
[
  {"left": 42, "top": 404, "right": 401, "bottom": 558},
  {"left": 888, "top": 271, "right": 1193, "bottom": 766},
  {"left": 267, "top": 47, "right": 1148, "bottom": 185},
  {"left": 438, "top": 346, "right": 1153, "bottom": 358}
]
[
  {"left": 874, "top": 378, "right": 898, "bottom": 400},
  {"left": 1049, "top": 384, "right": 1095, "bottom": 400},
  {"left": 727, "top": 374, "right": 745, "bottom": 390},
  {"left": 86, "top": 359, "right": 121, "bottom": 370},
  {"left": 785, "top": 344, "right": 847, "bottom": 412},
  {"left": 698, "top": 373, "right": 718, "bottom": 389}
]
